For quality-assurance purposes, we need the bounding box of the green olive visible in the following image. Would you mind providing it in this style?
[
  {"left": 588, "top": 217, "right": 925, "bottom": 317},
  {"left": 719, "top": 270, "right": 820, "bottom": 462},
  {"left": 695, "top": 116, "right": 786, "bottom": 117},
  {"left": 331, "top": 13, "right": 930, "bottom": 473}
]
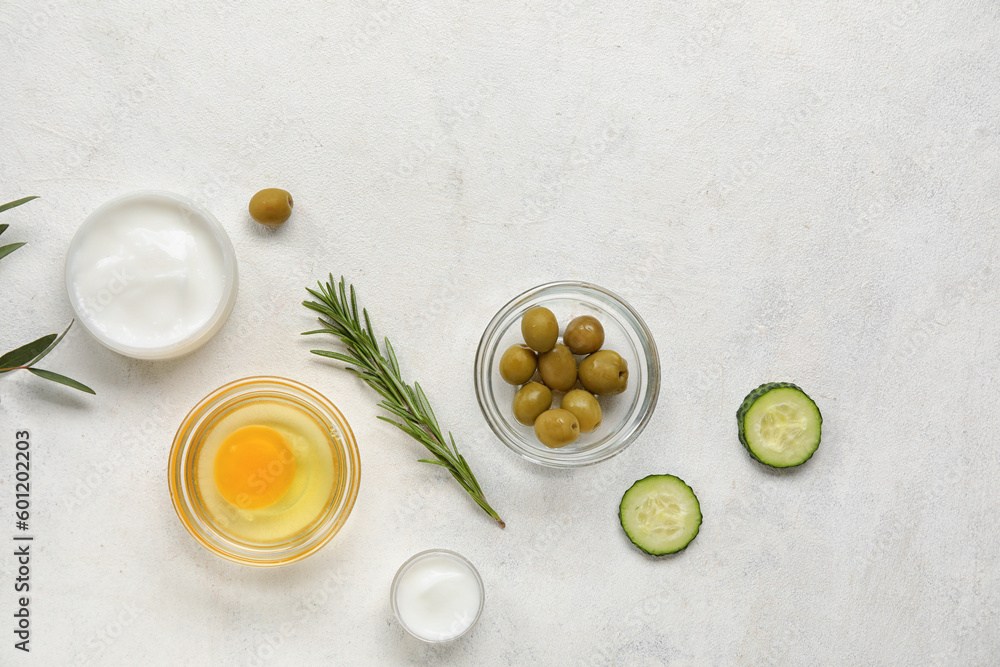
[
  {"left": 537, "top": 343, "right": 577, "bottom": 392},
  {"left": 561, "top": 389, "right": 603, "bottom": 433},
  {"left": 512, "top": 382, "right": 552, "bottom": 426},
  {"left": 499, "top": 344, "right": 537, "bottom": 385},
  {"left": 563, "top": 315, "right": 605, "bottom": 355},
  {"left": 578, "top": 350, "right": 629, "bottom": 395},
  {"left": 521, "top": 306, "right": 558, "bottom": 353},
  {"left": 249, "top": 188, "right": 293, "bottom": 226},
  {"left": 533, "top": 409, "right": 580, "bottom": 448}
]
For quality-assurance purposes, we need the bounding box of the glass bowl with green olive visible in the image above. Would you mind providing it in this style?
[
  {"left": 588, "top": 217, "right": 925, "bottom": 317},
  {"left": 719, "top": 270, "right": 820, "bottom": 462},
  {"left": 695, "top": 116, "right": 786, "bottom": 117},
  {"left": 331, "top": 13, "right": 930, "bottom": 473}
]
[{"left": 474, "top": 282, "right": 660, "bottom": 468}]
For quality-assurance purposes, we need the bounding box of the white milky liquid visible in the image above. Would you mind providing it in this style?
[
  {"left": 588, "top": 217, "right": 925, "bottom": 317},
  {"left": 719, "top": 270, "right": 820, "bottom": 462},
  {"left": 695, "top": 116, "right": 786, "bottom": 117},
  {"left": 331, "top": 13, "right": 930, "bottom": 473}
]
[
  {"left": 67, "top": 196, "right": 229, "bottom": 352},
  {"left": 394, "top": 553, "right": 483, "bottom": 641}
]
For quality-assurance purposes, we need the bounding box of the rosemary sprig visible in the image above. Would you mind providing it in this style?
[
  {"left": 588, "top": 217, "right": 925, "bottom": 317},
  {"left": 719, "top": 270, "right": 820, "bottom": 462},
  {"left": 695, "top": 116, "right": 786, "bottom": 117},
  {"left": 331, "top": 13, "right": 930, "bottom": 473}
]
[{"left": 303, "top": 275, "right": 504, "bottom": 528}]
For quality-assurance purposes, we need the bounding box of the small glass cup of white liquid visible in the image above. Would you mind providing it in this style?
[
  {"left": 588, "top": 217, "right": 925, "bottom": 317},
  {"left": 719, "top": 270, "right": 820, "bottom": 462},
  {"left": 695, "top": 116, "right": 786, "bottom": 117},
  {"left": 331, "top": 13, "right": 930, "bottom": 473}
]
[{"left": 390, "top": 550, "right": 485, "bottom": 643}]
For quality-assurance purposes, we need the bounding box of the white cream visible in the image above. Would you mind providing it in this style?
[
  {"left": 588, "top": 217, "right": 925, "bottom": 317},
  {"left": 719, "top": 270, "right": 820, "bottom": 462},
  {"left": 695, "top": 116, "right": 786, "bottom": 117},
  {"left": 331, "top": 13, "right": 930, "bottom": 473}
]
[
  {"left": 393, "top": 551, "right": 484, "bottom": 642},
  {"left": 66, "top": 192, "right": 237, "bottom": 359}
]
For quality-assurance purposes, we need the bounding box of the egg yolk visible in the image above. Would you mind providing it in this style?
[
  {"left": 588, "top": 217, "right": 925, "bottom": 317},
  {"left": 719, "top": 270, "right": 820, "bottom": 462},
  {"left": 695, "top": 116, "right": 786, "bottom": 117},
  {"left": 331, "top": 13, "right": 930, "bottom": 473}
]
[{"left": 214, "top": 426, "right": 296, "bottom": 510}]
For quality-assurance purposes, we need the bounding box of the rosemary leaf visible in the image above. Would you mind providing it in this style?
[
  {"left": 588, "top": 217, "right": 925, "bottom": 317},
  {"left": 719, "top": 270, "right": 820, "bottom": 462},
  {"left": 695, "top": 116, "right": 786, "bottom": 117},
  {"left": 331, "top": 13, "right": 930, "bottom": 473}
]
[{"left": 417, "top": 459, "right": 449, "bottom": 467}]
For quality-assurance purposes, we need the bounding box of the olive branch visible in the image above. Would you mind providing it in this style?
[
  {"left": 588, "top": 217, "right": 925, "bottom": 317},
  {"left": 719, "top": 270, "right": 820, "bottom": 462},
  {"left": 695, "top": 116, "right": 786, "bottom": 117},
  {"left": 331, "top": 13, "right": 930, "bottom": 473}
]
[{"left": 0, "top": 197, "right": 94, "bottom": 394}]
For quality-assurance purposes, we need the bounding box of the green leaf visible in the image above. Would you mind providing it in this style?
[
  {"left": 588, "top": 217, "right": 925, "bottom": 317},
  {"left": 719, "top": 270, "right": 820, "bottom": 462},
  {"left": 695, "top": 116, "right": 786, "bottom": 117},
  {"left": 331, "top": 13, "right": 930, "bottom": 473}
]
[
  {"left": 379, "top": 401, "right": 413, "bottom": 423},
  {"left": 0, "top": 333, "right": 57, "bottom": 372},
  {"left": 26, "top": 320, "right": 73, "bottom": 368},
  {"left": 0, "top": 242, "right": 26, "bottom": 261},
  {"left": 363, "top": 309, "right": 376, "bottom": 346},
  {"left": 338, "top": 280, "right": 350, "bottom": 315},
  {"left": 384, "top": 337, "right": 401, "bottom": 376},
  {"left": 310, "top": 350, "right": 360, "bottom": 365},
  {"left": 0, "top": 196, "right": 38, "bottom": 214},
  {"left": 375, "top": 415, "right": 416, "bottom": 437},
  {"left": 26, "top": 368, "right": 96, "bottom": 394},
  {"left": 0, "top": 224, "right": 8, "bottom": 236},
  {"left": 414, "top": 382, "right": 438, "bottom": 427}
]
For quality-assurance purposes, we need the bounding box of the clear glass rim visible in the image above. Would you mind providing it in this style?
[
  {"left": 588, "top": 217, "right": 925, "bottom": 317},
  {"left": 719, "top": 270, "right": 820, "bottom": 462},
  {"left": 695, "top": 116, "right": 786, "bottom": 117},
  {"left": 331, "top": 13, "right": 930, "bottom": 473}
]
[
  {"left": 390, "top": 549, "right": 485, "bottom": 643},
  {"left": 168, "top": 376, "right": 361, "bottom": 567},
  {"left": 65, "top": 190, "right": 239, "bottom": 360},
  {"left": 474, "top": 281, "right": 660, "bottom": 468}
]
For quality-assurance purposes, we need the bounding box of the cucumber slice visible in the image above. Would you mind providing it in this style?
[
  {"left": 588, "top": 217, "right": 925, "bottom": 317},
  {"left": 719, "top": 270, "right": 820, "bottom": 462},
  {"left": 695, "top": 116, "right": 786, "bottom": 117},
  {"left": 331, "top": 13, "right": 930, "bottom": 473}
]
[
  {"left": 619, "top": 475, "right": 702, "bottom": 555},
  {"left": 737, "top": 382, "right": 822, "bottom": 468}
]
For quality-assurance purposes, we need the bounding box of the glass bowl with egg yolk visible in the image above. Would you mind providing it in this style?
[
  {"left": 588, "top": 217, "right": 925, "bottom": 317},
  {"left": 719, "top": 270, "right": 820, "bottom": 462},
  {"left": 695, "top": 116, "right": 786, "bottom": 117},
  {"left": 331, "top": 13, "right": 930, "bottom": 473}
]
[{"left": 169, "top": 377, "right": 360, "bottom": 566}]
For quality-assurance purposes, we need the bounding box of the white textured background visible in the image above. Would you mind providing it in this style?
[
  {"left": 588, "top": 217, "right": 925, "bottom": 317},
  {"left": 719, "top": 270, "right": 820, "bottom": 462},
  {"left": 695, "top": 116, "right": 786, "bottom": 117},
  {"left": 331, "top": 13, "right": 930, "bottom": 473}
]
[{"left": 2, "top": 1, "right": 999, "bottom": 665}]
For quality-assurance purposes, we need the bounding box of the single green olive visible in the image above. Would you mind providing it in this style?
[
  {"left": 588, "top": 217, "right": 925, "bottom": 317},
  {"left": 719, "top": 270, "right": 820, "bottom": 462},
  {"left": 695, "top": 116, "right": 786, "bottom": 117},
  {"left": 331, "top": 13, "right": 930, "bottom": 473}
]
[
  {"left": 563, "top": 315, "right": 605, "bottom": 355},
  {"left": 578, "top": 349, "right": 629, "bottom": 395},
  {"left": 249, "top": 188, "right": 293, "bottom": 226},
  {"left": 533, "top": 408, "right": 580, "bottom": 448},
  {"left": 538, "top": 343, "right": 577, "bottom": 392},
  {"left": 521, "top": 306, "right": 559, "bottom": 353},
  {"left": 561, "top": 389, "right": 603, "bottom": 433},
  {"left": 499, "top": 344, "right": 537, "bottom": 385},
  {"left": 512, "top": 382, "right": 552, "bottom": 426}
]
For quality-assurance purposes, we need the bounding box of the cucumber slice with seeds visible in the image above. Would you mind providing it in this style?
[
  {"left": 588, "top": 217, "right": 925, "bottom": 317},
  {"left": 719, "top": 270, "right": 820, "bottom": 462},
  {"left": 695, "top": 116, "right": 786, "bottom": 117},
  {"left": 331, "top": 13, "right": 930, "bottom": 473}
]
[
  {"left": 738, "top": 382, "right": 822, "bottom": 468},
  {"left": 619, "top": 475, "right": 702, "bottom": 555}
]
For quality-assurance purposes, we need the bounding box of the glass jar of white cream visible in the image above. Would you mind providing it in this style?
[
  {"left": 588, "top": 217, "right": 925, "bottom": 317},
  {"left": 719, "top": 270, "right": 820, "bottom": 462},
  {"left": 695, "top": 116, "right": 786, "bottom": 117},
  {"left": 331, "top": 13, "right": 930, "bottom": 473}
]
[
  {"left": 65, "top": 191, "right": 238, "bottom": 359},
  {"left": 390, "top": 549, "right": 485, "bottom": 643}
]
